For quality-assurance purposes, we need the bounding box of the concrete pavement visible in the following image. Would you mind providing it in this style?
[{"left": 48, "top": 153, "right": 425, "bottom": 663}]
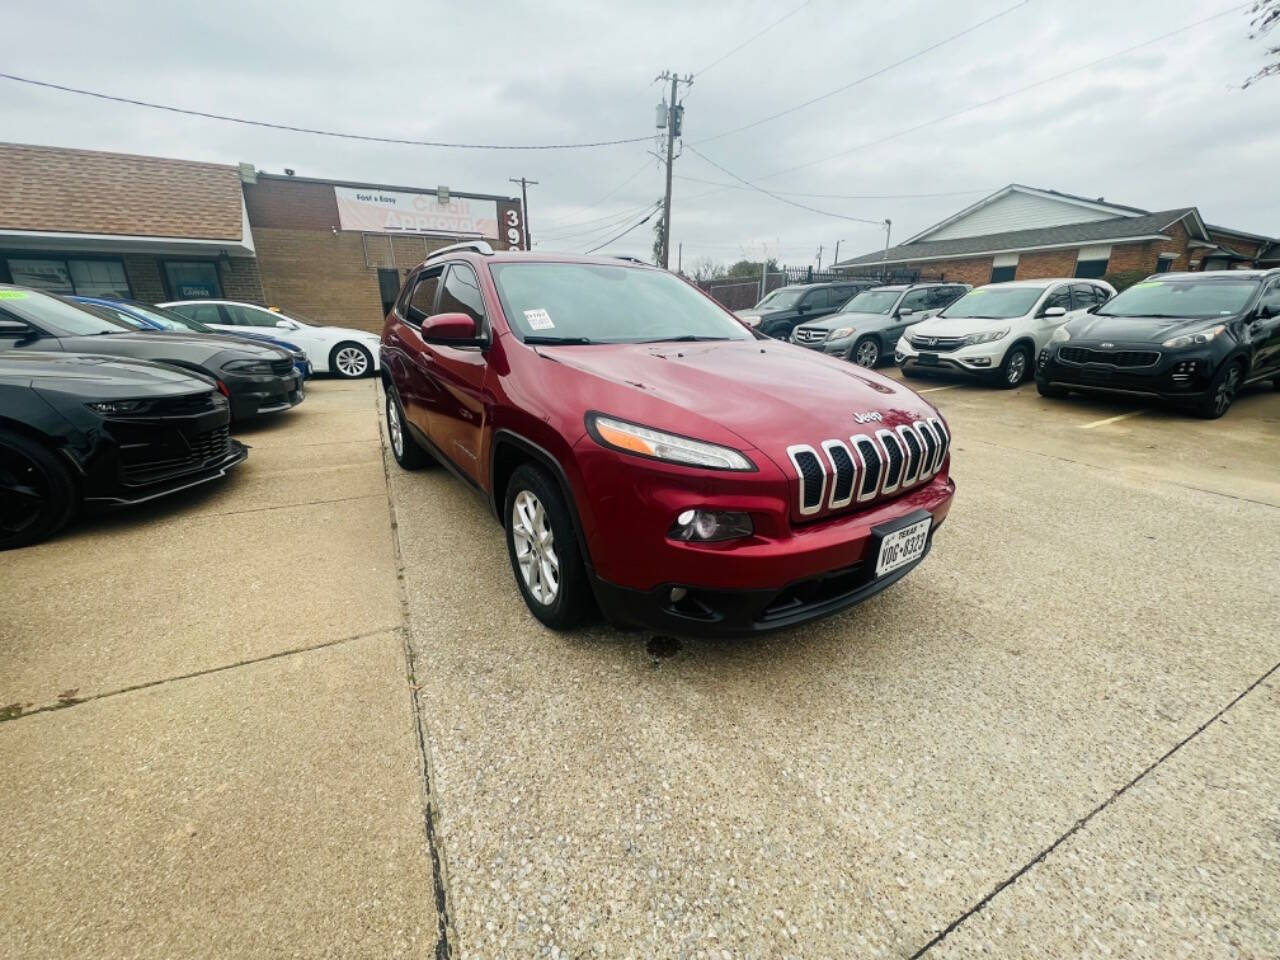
[{"left": 0, "top": 379, "right": 443, "bottom": 958}]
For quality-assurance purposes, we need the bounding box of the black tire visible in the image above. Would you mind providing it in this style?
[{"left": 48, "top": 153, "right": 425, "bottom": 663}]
[
  {"left": 0, "top": 428, "right": 78, "bottom": 550},
  {"left": 995, "top": 344, "right": 1031, "bottom": 389},
  {"left": 330, "top": 342, "right": 373, "bottom": 379},
  {"left": 1194, "top": 359, "right": 1245, "bottom": 419},
  {"left": 503, "top": 463, "right": 593, "bottom": 630},
  {"left": 384, "top": 388, "right": 432, "bottom": 470},
  {"left": 851, "top": 336, "right": 881, "bottom": 368},
  {"left": 1036, "top": 379, "right": 1068, "bottom": 398}
]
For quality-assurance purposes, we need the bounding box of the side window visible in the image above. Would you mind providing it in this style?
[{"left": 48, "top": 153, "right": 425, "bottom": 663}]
[
  {"left": 802, "top": 289, "right": 830, "bottom": 310},
  {"left": 406, "top": 267, "right": 443, "bottom": 321},
  {"left": 831, "top": 287, "right": 854, "bottom": 308},
  {"left": 899, "top": 288, "right": 932, "bottom": 312},
  {"left": 438, "top": 264, "right": 487, "bottom": 327},
  {"left": 224, "top": 305, "right": 272, "bottom": 327},
  {"left": 183, "top": 303, "right": 225, "bottom": 325},
  {"left": 1041, "top": 286, "right": 1073, "bottom": 315},
  {"left": 1261, "top": 281, "right": 1280, "bottom": 314},
  {"left": 1070, "top": 284, "right": 1099, "bottom": 311}
]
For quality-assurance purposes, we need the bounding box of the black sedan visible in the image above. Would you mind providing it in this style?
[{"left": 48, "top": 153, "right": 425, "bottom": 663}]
[
  {"left": 0, "top": 351, "right": 247, "bottom": 549},
  {"left": 0, "top": 285, "right": 304, "bottom": 422},
  {"left": 1036, "top": 270, "right": 1280, "bottom": 418}
]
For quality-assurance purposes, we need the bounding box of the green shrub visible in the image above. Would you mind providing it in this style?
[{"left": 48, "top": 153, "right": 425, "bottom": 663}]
[{"left": 1103, "top": 269, "right": 1149, "bottom": 292}]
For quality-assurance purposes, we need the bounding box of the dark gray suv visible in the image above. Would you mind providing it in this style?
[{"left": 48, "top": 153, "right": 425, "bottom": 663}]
[
  {"left": 790, "top": 283, "right": 970, "bottom": 366},
  {"left": 735, "top": 280, "right": 876, "bottom": 340}
]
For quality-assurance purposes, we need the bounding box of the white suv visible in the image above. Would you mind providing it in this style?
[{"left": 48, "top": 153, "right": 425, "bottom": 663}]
[{"left": 895, "top": 278, "right": 1115, "bottom": 388}]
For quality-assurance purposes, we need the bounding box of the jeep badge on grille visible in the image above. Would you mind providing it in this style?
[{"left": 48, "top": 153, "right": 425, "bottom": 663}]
[{"left": 853, "top": 411, "right": 883, "bottom": 424}]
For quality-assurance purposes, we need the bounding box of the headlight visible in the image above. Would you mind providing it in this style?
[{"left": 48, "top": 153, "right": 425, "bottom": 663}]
[
  {"left": 962, "top": 328, "right": 1010, "bottom": 346},
  {"left": 587, "top": 414, "right": 754, "bottom": 471},
  {"left": 1051, "top": 326, "right": 1071, "bottom": 343},
  {"left": 86, "top": 399, "right": 151, "bottom": 415},
  {"left": 740, "top": 315, "right": 761, "bottom": 328},
  {"left": 828, "top": 326, "right": 855, "bottom": 340},
  {"left": 221, "top": 359, "right": 275, "bottom": 374},
  {"left": 1162, "top": 324, "right": 1225, "bottom": 349}
]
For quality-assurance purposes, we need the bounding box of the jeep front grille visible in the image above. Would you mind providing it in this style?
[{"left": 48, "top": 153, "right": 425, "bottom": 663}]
[{"left": 788, "top": 418, "right": 950, "bottom": 520}]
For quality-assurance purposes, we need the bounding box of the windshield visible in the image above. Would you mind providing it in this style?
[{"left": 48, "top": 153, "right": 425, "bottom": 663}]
[
  {"left": 1096, "top": 278, "right": 1259, "bottom": 319},
  {"left": 840, "top": 290, "right": 899, "bottom": 315},
  {"left": 941, "top": 286, "right": 1044, "bottom": 320},
  {"left": 128, "top": 302, "right": 213, "bottom": 333},
  {"left": 755, "top": 288, "right": 803, "bottom": 310},
  {"left": 0, "top": 289, "right": 131, "bottom": 336},
  {"left": 490, "top": 263, "right": 753, "bottom": 345}
]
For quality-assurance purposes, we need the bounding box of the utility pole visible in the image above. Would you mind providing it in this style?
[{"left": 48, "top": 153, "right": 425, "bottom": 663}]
[
  {"left": 509, "top": 177, "right": 538, "bottom": 251},
  {"left": 882, "top": 218, "right": 893, "bottom": 280},
  {"left": 833, "top": 239, "right": 841, "bottom": 266},
  {"left": 816, "top": 244, "right": 823, "bottom": 272},
  {"left": 677, "top": 241, "right": 683, "bottom": 273},
  {"left": 655, "top": 70, "right": 693, "bottom": 269}
]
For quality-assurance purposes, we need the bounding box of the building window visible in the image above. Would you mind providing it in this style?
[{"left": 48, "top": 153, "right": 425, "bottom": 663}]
[
  {"left": 1155, "top": 255, "right": 1176, "bottom": 273},
  {"left": 163, "top": 261, "right": 222, "bottom": 299},
  {"left": 990, "top": 265, "right": 1017, "bottom": 283},
  {"left": 1074, "top": 244, "right": 1111, "bottom": 279},
  {"left": 6, "top": 256, "right": 131, "bottom": 297}
]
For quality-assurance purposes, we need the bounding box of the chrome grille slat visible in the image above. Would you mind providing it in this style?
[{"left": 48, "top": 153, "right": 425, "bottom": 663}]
[
  {"left": 787, "top": 445, "right": 826, "bottom": 516},
  {"left": 876, "top": 429, "right": 904, "bottom": 494},
  {"left": 821, "top": 440, "right": 856, "bottom": 509},
  {"left": 914, "top": 421, "right": 939, "bottom": 478},
  {"left": 851, "top": 435, "right": 882, "bottom": 502}
]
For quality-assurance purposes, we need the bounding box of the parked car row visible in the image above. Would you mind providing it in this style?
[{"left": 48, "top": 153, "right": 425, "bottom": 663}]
[{"left": 0, "top": 285, "right": 380, "bottom": 550}]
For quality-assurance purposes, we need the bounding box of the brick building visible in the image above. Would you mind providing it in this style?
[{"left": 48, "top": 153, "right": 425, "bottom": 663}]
[
  {"left": 834, "top": 184, "right": 1278, "bottom": 286},
  {"left": 0, "top": 142, "right": 523, "bottom": 332}
]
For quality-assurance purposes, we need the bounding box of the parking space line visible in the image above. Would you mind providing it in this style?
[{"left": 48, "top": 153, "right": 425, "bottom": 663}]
[
  {"left": 918, "top": 384, "right": 959, "bottom": 394},
  {"left": 1079, "top": 409, "right": 1148, "bottom": 429}
]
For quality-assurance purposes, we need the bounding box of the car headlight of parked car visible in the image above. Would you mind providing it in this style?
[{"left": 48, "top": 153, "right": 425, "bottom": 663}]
[
  {"left": 827, "top": 326, "right": 855, "bottom": 340},
  {"left": 739, "top": 314, "right": 761, "bottom": 328},
  {"left": 587, "top": 414, "right": 754, "bottom": 471},
  {"left": 1162, "top": 324, "right": 1225, "bottom": 349},
  {"left": 221, "top": 359, "right": 277, "bottom": 374},
  {"left": 962, "top": 328, "right": 1010, "bottom": 346},
  {"left": 1050, "top": 326, "right": 1072, "bottom": 343}
]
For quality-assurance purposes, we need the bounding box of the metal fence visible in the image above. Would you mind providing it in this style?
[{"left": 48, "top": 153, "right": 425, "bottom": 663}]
[{"left": 697, "top": 265, "right": 942, "bottom": 311}]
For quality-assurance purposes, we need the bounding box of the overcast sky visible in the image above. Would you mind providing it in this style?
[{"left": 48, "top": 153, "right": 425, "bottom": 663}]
[{"left": 2, "top": 0, "right": 1277, "bottom": 267}]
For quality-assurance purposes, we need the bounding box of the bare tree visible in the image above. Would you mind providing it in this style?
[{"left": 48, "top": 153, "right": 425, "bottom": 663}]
[
  {"left": 688, "top": 257, "right": 727, "bottom": 283},
  {"left": 1245, "top": 0, "right": 1279, "bottom": 87}
]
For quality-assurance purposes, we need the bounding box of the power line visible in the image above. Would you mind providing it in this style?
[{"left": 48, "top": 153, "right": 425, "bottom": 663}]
[
  {"left": 583, "top": 202, "right": 663, "bottom": 254},
  {"left": 672, "top": 173, "right": 993, "bottom": 200},
  {"left": 757, "top": 3, "right": 1251, "bottom": 182},
  {"left": 537, "top": 200, "right": 663, "bottom": 241},
  {"left": 0, "top": 72, "right": 654, "bottom": 150},
  {"left": 536, "top": 156, "right": 656, "bottom": 231},
  {"left": 684, "top": 144, "right": 884, "bottom": 225},
  {"left": 692, "top": 0, "right": 816, "bottom": 79},
  {"left": 695, "top": 0, "right": 1030, "bottom": 145}
]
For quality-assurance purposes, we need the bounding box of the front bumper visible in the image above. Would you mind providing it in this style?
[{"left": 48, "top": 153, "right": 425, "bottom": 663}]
[
  {"left": 896, "top": 337, "right": 1005, "bottom": 377},
  {"left": 1035, "top": 342, "right": 1219, "bottom": 401},
  {"left": 225, "top": 371, "right": 305, "bottom": 419},
  {"left": 86, "top": 440, "right": 248, "bottom": 506},
  {"left": 792, "top": 333, "right": 854, "bottom": 355}
]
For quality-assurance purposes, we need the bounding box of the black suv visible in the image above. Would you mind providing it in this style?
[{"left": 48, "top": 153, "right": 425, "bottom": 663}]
[
  {"left": 735, "top": 280, "right": 876, "bottom": 339},
  {"left": 1036, "top": 269, "right": 1280, "bottom": 418}
]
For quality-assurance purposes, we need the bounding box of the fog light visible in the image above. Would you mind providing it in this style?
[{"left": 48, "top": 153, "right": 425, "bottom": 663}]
[
  {"left": 895, "top": 352, "right": 906, "bottom": 363},
  {"left": 968, "top": 357, "right": 992, "bottom": 367},
  {"left": 1037, "top": 349, "right": 1049, "bottom": 369},
  {"left": 670, "top": 587, "right": 688, "bottom": 603},
  {"left": 670, "top": 508, "right": 753, "bottom": 542}
]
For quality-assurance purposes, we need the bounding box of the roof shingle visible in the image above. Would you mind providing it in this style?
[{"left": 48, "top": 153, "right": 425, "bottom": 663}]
[{"left": 0, "top": 142, "right": 243, "bottom": 241}]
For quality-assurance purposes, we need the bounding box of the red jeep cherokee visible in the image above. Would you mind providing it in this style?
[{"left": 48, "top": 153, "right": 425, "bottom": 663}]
[{"left": 380, "top": 242, "right": 955, "bottom": 635}]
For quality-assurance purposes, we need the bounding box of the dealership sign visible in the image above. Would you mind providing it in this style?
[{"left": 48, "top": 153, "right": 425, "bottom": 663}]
[{"left": 334, "top": 186, "right": 498, "bottom": 239}]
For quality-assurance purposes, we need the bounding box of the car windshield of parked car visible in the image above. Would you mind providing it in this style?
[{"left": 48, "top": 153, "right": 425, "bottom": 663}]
[
  {"left": 131, "top": 303, "right": 215, "bottom": 333},
  {"left": 839, "top": 290, "right": 899, "bottom": 315},
  {"left": 940, "top": 286, "right": 1044, "bottom": 319},
  {"left": 490, "top": 263, "right": 753, "bottom": 344},
  {"left": 756, "top": 288, "right": 803, "bottom": 310},
  {"left": 0, "top": 289, "right": 131, "bottom": 336},
  {"left": 1095, "top": 279, "right": 1260, "bottom": 319}
]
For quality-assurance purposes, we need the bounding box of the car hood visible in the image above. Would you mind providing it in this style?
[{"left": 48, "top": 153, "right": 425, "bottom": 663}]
[
  {"left": 0, "top": 350, "right": 214, "bottom": 394},
  {"left": 532, "top": 339, "right": 940, "bottom": 456},
  {"left": 1064, "top": 313, "right": 1227, "bottom": 343},
  {"left": 909, "top": 315, "right": 1015, "bottom": 336},
  {"left": 799, "top": 310, "right": 891, "bottom": 331},
  {"left": 53, "top": 331, "right": 288, "bottom": 364}
]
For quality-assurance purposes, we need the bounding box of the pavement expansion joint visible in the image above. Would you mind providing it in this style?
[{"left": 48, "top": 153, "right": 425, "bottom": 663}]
[
  {"left": 0, "top": 626, "right": 396, "bottom": 725},
  {"left": 376, "top": 395, "right": 457, "bottom": 959},
  {"left": 909, "top": 657, "right": 1280, "bottom": 957}
]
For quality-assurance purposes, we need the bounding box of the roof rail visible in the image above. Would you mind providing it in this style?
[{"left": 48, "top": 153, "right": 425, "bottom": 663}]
[{"left": 424, "top": 239, "right": 495, "bottom": 262}]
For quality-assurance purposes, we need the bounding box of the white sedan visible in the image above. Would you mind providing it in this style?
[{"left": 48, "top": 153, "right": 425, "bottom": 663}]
[{"left": 159, "top": 299, "right": 383, "bottom": 378}]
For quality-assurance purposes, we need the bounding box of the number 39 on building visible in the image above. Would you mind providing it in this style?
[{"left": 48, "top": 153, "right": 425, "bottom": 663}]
[{"left": 505, "top": 209, "right": 522, "bottom": 249}]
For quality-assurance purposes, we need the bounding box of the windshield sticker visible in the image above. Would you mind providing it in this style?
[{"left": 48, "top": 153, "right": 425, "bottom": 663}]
[
  {"left": 524, "top": 308, "right": 554, "bottom": 331},
  {"left": 967, "top": 288, "right": 989, "bottom": 295},
  {"left": 0, "top": 290, "right": 29, "bottom": 300},
  {"left": 1132, "top": 281, "right": 1161, "bottom": 289}
]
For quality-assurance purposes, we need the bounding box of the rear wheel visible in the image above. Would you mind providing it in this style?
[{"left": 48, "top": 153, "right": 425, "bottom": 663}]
[
  {"left": 330, "top": 342, "right": 373, "bottom": 379},
  {"left": 851, "top": 336, "right": 881, "bottom": 368},
  {"left": 1195, "top": 360, "right": 1244, "bottom": 419},
  {"left": 384, "top": 389, "right": 431, "bottom": 469},
  {"left": 995, "top": 344, "right": 1031, "bottom": 389},
  {"left": 504, "top": 464, "right": 592, "bottom": 630},
  {"left": 0, "top": 429, "right": 78, "bottom": 550}
]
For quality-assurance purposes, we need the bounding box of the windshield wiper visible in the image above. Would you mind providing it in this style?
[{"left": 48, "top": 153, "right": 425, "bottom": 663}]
[
  {"left": 523, "top": 336, "right": 594, "bottom": 345},
  {"left": 637, "top": 335, "right": 732, "bottom": 343}
]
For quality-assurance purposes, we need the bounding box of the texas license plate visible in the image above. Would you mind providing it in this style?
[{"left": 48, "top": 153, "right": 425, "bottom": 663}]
[
  {"left": 874, "top": 516, "right": 931, "bottom": 577},
  {"left": 918, "top": 352, "right": 940, "bottom": 366}
]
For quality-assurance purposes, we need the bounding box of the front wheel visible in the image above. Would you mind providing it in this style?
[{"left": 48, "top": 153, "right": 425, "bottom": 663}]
[
  {"left": 851, "top": 336, "right": 881, "bottom": 368},
  {"left": 995, "top": 345, "right": 1031, "bottom": 389},
  {"left": 0, "top": 429, "right": 79, "bottom": 550},
  {"left": 504, "top": 464, "right": 593, "bottom": 630},
  {"left": 1195, "top": 360, "right": 1244, "bottom": 419},
  {"left": 330, "top": 342, "right": 373, "bottom": 379}
]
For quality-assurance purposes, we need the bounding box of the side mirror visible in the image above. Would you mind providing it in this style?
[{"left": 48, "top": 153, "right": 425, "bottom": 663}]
[
  {"left": 1043, "top": 306, "right": 1067, "bottom": 318},
  {"left": 897, "top": 307, "right": 914, "bottom": 317},
  {"left": 420, "top": 311, "right": 483, "bottom": 346},
  {"left": 1259, "top": 303, "right": 1278, "bottom": 320},
  {"left": 275, "top": 319, "right": 299, "bottom": 330}
]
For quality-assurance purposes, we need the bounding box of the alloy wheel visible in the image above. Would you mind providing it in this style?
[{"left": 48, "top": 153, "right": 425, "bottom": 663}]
[
  {"left": 0, "top": 446, "right": 49, "bottom": 540},
  {"left": 1214, "top": 365, "right": 1241, "bottom": 416},
  {"left": 855, "top": 340, "right": 879, "bottom": 367},
  {"left": 511, "top": 490, "right": 559, "bottom": 605},
  {"left": 1006, "top": 350, "right": 1027, "bottom": 384},
  {"left": 386, "top": 395, "right": 404, "bottom": 458},
  {"left": 335, "top": 346, "right": 369, "bottom": 377}
]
